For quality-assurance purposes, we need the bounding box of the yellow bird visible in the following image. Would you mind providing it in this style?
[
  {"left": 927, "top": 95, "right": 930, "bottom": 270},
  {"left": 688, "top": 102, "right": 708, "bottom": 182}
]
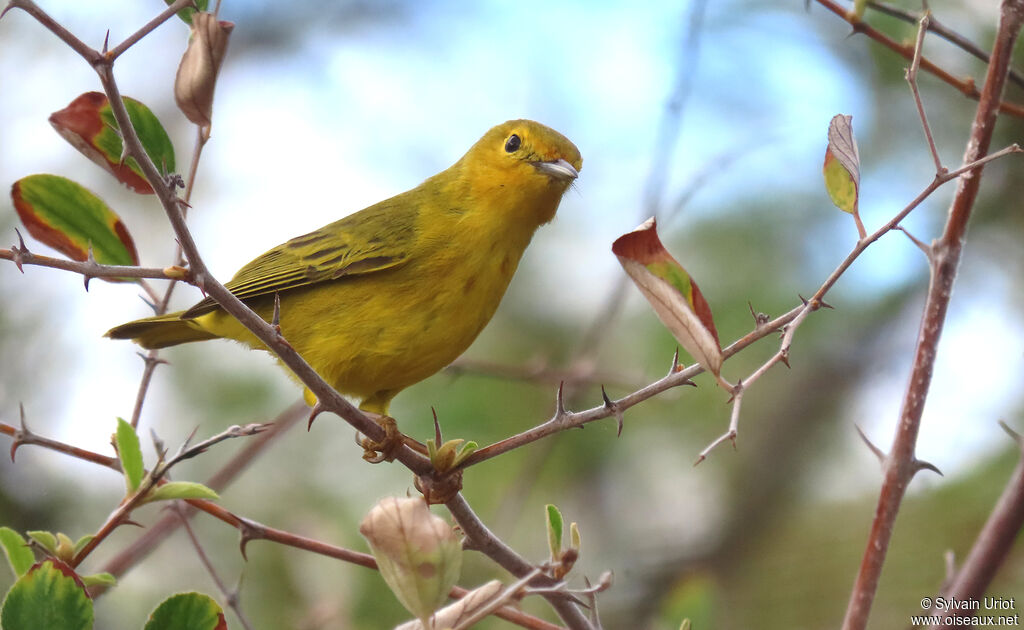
[{"left": 107, "top": 119, "right": 581, "bottom": 418}]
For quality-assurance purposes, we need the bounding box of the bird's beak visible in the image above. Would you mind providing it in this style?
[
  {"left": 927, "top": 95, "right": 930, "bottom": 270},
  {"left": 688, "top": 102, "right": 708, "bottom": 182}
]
[{"left": 534, "top": 158, "right": 579, "bottom": 182}]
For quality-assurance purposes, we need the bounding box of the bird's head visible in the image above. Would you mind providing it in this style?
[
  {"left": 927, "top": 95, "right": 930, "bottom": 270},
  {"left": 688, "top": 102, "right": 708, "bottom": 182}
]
[{"left": 460, "top": 119, "right": 582, "bottom": 225}]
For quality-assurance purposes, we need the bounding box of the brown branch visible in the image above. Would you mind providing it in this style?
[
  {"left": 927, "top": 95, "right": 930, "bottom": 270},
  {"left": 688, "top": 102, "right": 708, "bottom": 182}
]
[
  {"left": 69, "top": 423, "right": 271, "bottom": 568},
  {"left": 867, "top": 0, "right": 1024, "bottom": 90},
  {"left": 106, "top": 0, "right": 193, "bottom": 60},
  {"left": 925, "top": 422, "right": 1024, "bottom": 627},
  {"left": 1, "top": 405, "right": 560, "bottom": 630},
  {"left": 0, "top": 247, "right": 188, "bottom": 283},
  {"left": 446, "top": 494, "right": 593, "bottom": 629},
  {"left": 814, "top": 0, "right": 1024, "bottom": 119},
  {"left": 462, "top": 138, "right": 1020, "bottom": 469},
  {"left": 1, "top": 417, "right": 119, "bottom": 469},
  {"left": 840, "top": 2, "right": 1024, "bottom": 629},
  {"left": 175, "top": 505, "right": 255, "bottom": 630}
]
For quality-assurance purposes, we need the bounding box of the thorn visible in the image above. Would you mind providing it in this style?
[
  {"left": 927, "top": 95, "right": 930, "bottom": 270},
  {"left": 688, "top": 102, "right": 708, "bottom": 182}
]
[
  {"left": 271, "top": 293, "right": 282, "bottom": 333},
  {"left": 140, "top": 295, "right": 158, "bottom": 314},
  {"left": 181, "top": 425, "right": 200, "bottom": 452},
  {"left": 896, "top": 225, "right": 932, "bottom": 256},
  {"left": 780, "top": 349, "right": 791, "bottom": 369},
  {"left": 432, "top": 407, "right": 442, "bottom": 445},
  {"left": 748, "top": 302, "right": 769, "bottom": 327},
  {"left": 136, "top": 351, "right": 169, "bottom": 368},
  {"left": 11, "top": 404, "right": 32, "bottom": 462},
  {"left": 692, "top": 454, "right": 705, "bottom": 467},
  {"left": 150, "top": 428, "right": 166, "bottom": 459},
  {"left": 855, "top": 424, "right": 886, "bottom": 465},
  {"left": 601, "top": 385, "right": 624, "bottom": 437},
  {"left": 819, "top": 298, "right": 834, "bottom": 310},
  {"left": 555, "top": 381, "right": 567, "bottom": 417},
  {"left": 913, "top": 458, "right": 943, "bottom": 477},
  {"left": 669, "top": 347, "right": 680, "bottom": 375},
  {"left": 724, "top": 379, "right": 743, "bottom": 405},
  {"left": 11, "top": 228, "right": 27, "bottom": 273},
  {"left": 83, "top": 274, "right": 92, "bottom": 291},
  {"left": 236, "top": 516, "right": 261, "bottom": 561},
  {"left": 798, "top": 294, "right": 809, "bottom": 306},
  {"left": 102, "top": 29, "right": 110, "bottom": 54},
  {"left": 121, "top": 519, "right": 144, "bottom": 529},
  {"left": 307, "top": 402, "right": 325, "bottom": 431}
]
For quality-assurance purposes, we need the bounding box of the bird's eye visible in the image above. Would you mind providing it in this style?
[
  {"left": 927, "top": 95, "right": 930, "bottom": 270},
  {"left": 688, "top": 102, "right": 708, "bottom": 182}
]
[{"left": 504, "top": 134, "right": 521, "bottom": 153}]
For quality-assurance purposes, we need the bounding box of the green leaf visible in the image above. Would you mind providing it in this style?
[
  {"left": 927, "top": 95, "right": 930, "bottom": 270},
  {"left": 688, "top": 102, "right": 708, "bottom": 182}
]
[
  {"left": 164, "top": 0, "right": 209, "bottom": 26},
  {"left": 80, "top": 572, "right": 116, "bottom": 588},
  {"left": 145, "top": 482, "right": 219, "bottom": 504},
  {"left": 11, "top": 175, "right": 139, "bottom": 269},
  {"left": 0, "top": 528, "right": 34, "bottom": 578},
  {"left": 612, "top": 217, "right": 724, "bottom": 379},
  {"left": 26, "top": 531, "right": 57, "bottom": 555},
  {"left": 72, "top": 535, "right": 95, "bottom": 556},
  {"left": 546, "top": 504, "right": 563, "bottom": 560},
  {"left": 823, "top": 114, "right": 860, "bottom": 215},
  {"left": 49, "top": 92, "right": 176, "bottom": 194},
  {"left": 115, "top": 418, "right": 144, "bottom": 493},
  {"left": 144, "top": 592, "right": 225, "bottom": 630},
  {"left": 0, "top": 559, "right": 93, "bottom": 630}
]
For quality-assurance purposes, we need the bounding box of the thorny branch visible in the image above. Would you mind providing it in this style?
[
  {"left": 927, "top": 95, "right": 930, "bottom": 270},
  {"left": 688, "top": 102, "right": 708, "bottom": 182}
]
[
  {"left": 1, "top": 411, "right": 559, "bottom": 630},
  {"left": 841, "top": 2, "right": 1024, "bottom": 629},
  {"left": 866, "top": 0, "right": 1024, "bottom": 90},
  {"left": 459, "top": 141, "right": 1020, "bottom": 469},
  {"left": 814, "top": 0, "right": 1024, "bottom": 118}
]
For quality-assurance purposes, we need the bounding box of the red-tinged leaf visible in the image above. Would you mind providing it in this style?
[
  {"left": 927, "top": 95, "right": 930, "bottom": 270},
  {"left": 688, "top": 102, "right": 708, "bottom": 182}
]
[
  {"left": 612, "top": 217, "right": 723, "bottom": 377},
  {"left": 144, "top": 592, "right": 226, "bottom": 630},
  {"left": 0, "top": 559, "right": 93, "bottom": 630},
  {"left": 11, "top": 174, "right": 139, "bottom": 270},
  {"left": 823, "top": 114, "right": 860, "bottom": 214},
  {"left": 49, "top": 92, "right": 175, "bottom": 194}
]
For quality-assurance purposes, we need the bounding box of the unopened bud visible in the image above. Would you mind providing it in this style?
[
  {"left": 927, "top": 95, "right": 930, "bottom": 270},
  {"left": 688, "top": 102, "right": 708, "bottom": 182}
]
[
  {"left": 174, "top": 12, "right": 233, "bottom": 127},
  {"left": 359, "top": 497, "right": 462, "bottom": 624}
]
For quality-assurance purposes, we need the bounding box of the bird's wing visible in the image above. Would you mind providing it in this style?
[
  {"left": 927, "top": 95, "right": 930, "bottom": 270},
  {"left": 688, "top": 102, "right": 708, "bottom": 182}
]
[{"left": 182, "top": 197, "right": 417, "bottom": 318}]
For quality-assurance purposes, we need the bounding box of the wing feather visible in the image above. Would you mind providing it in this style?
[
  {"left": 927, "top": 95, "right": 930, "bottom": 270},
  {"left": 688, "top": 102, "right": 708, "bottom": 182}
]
[{"left": 182, "top": 195, "right": 417, "bottom": 318}]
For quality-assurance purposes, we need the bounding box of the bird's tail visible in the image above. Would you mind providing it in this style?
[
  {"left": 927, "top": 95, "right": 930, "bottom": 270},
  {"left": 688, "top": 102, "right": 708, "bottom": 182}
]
[{"left": 105, "top": 312, "right": 217, "bottom": 349}]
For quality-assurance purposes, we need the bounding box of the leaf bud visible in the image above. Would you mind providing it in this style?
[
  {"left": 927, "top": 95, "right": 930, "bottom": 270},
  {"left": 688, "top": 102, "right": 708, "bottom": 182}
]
[{"left": 359, "top": 497, "right": 462, "bottom": 624}]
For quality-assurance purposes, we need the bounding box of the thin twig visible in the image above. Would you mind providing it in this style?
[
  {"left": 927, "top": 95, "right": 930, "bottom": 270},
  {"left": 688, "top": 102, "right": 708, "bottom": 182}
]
[
  {"left": 175, "top": 505, "right": 255, "bottom": 630},
  {"left": 0, "top": 247, "right": 188, "bottom": 282},
  {"left": 106, "top": 0, "right": 193, "bottom": 60},
  {"left": 446, "top": 494, "right": 594, "bottom": 630},
  {"left": 461, "top": 140, "right": 1021, "bottom": 469},
  {"left": 906, "top": 12, "right": 946, "bottom": 175},
  {"left": 867, "top": 0, "right": 1024, "bottom": 90},
  {"left": 814, "top": 0, "right": 1024, "bottom": 118},
  {"left": 840, "top": 3, "right": 1024, "bottom": 629},
  {"left": 69, "top": 423, "right": 270, "bottom": 568},
  {"left": 1, "top": 418, "right": 120, "bottom": 469}
]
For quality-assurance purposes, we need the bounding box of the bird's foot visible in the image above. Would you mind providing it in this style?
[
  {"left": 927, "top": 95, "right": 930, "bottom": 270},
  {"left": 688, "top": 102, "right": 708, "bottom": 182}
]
[{"left": 359, "top": 416, "right": 429, "bottom": 463}]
